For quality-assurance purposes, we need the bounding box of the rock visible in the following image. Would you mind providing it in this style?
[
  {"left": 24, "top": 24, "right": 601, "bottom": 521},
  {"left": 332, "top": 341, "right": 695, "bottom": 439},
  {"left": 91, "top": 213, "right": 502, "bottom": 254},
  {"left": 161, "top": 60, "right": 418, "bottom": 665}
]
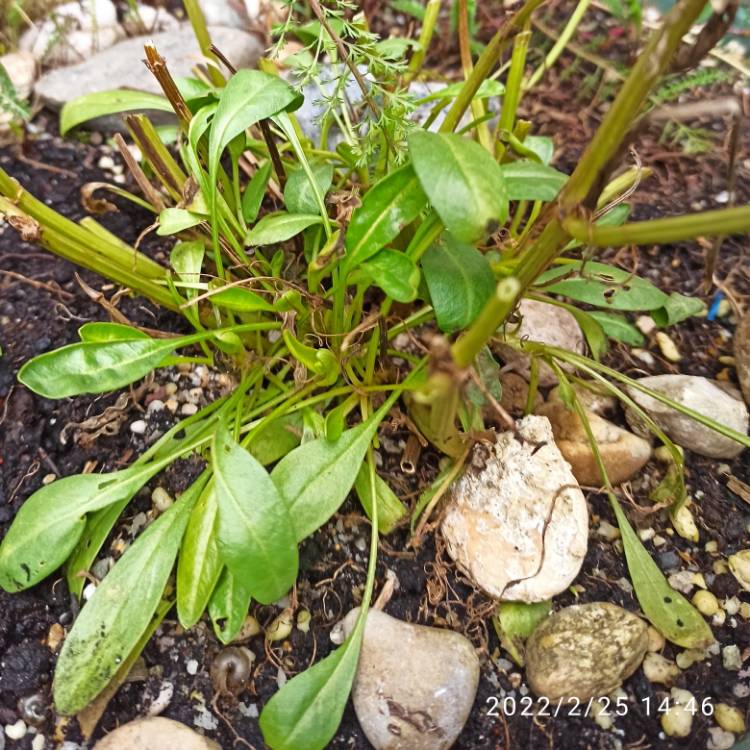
[
  {"left": 536, "top": 401, "right": 651, "bottom": 485},
  {"left": 660, "top": 704, "right": 692, "bottom": 738},
  {"left": 499, "top": 371, "right": 541, "bottom": 417},
  {"left": 708, "top": 727, "right": 737, "bottom": 750},
  {"left": 122, "top": 4, "right": 180, "bottom": 35},
  {"left": 525, "top": 603, "right": 648, "bottom": 701},
  {"left": 714, "top": 702, "right": 746, "bottom": 734},
  {"left": 199, "top": 0, "right": 249, "bottom": 27},
  {"left": 642, "top": 652, "right": 680, "bottom": 685},
  {"left": 0, "top": 52, "right": 37, "bottom": 99},
  {"left": 19, "top": 0, "right": 123, "bottom": 67},
  {"left": 729, "top": 550, "right": 750, "bottom": 592},
  {"left": 442, "top": 415, "right": 588, "bottom": 601},
  {"left": 494, "top": 299, "right": 585, "bottom": 387},
  {"left": 692, "top": 590, "right": 719, "bottom": 616},
  {"left": 92, "top": 717, "right": 219, "bottom": 749},
  {"left": 547, "top": 382, "right": 617, "bottom": 416},
  {"left": 624, "top": 375, "right": 748, "bottom": 459},
  {"left": 735, "top": 315, "right": 750, "bottom": 406},
  {"left": 35, "top": 25, "right": 264, "bottom": 113},
  {"left": 334, "top": 608, "right": 479, "bottom": 750}
]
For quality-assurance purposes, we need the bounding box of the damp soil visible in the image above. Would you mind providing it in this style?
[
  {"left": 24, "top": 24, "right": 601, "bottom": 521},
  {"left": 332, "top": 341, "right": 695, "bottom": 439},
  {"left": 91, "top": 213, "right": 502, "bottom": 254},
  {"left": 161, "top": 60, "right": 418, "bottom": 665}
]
[{"left": 2, "top": 4, "right": 750, "bottom": 748}]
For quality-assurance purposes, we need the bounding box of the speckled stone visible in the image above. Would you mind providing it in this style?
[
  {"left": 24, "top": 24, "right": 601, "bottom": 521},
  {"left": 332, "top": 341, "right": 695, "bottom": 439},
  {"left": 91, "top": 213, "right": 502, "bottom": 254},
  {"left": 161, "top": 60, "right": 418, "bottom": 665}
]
[
  {"left": 336, "top": 608, "right": 479, "bottom": 750},
  {"left": 93, "top": 717, "right": 219, "bottom": 749},
  {"left": 525, "top": 603, "right": 648, "bottom": 701}
]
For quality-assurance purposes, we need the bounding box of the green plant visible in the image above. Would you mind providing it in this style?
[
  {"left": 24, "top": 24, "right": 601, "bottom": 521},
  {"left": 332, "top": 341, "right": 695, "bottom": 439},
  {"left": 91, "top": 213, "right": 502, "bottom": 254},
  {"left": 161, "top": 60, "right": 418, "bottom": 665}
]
[{"left": 0, "top": 0, "right": 749, "bottom": 747}]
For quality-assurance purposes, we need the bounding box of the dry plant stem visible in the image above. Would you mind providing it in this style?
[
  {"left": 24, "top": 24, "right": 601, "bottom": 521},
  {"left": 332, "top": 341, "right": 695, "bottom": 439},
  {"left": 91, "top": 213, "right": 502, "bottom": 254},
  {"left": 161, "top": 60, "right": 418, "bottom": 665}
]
[
  {"left": 451, "top": 0, "right": 710, "bottom": 369},
  {"left": 113, "top": 133, "right": 166, "bottom": 212},
  {"left": 458, "top": 0, "right": 492, "bottom": 150},
  {"left": 126, "top": 115, "right": 186, "bottom": 199},
  {"left": 439, "top": 0, "right": 546, "bottom": 134},
  {"left": 143, "top": 45, "right": 193, "bottom": 127},
  {"left": 670, "top": 0, "right": 738, "bottom": 73}
]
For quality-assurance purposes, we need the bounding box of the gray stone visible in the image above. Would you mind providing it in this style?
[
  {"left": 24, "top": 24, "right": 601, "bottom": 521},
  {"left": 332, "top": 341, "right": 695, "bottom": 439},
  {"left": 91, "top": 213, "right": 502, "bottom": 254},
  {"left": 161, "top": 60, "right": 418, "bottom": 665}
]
[
  {"left": 494, "top": 298, "right": 585, "bottom": 386},
  {"left": 335, "top": 608, "right": 479, "bottom": 750},
  {"left": 735, "top": 314, "right": 750, "bottom": 407},
  {"left": 525, "top": 602, "right": 648, "bottom": 701},
  {"left": 442, "top": 415, "right": 588, "bottom": 602},
  {"left": 122, "top": 4, "right": 180, "bottom": 35},
  {"left": 624, "top": 375, "right": 748, "bottom": 459},
  {"left": 92, "top": 717, "right": 219, "bottom": 750},
  {"left": 35, "top": 25, "right": 263, "bottom": 112},
  {"left": 199, "top": 0, "right": 249, "bottom": 28},
  {"left": 0, "top": 52, "right": 37, "bottom": 100}
]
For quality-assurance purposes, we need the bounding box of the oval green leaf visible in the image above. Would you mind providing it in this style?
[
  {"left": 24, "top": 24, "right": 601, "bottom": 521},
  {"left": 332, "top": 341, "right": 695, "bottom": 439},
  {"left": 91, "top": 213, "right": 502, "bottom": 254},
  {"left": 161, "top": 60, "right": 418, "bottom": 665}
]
[
  {"left": 246, "top": 212, "right": 322, "bottom": 246},
  {"left": 60, "top": 90, "right": 173, "bottom": 135}
]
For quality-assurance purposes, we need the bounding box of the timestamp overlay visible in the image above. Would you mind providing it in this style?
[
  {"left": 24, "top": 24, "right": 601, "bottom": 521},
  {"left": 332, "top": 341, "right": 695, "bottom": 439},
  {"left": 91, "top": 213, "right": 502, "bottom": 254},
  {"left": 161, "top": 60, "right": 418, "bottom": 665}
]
[{"left": 486, "top": 695, "right": 716, "bottom": 718}]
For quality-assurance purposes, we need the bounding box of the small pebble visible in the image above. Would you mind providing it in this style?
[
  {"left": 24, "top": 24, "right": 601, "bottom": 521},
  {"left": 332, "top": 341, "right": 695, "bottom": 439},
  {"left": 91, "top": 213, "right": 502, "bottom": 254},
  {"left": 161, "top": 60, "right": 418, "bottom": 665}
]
[
  {"left": 83, "top": 583, "right": 97, "bottom": 601},
  {"left": 705, "top": 540, "right": 719, "bottom": 553},
  {"left": 165, "top": 399, "right": 179, "bottom": 413},
  {"left": 692, "top": 590, "right": 719, "bottom": 616},
  {"left": 186, "top": 659, "right": 198, "bottom": 675},
  {"left": 642, "top": 653, "right": 680, "bottom": 685},
  {"left": 5, "top": 720, "right": 27, "bottom": 740},
  {"left": 42, "top": 473, "right": 56, "bottom": 485},
  {"left": 722, "top": 645, "right": 742, "bottom": 671},
  {"left": 147, "top": 399, "right": 165, "bottom": 414},
  {"left": 151, "top": 487, "right": 173, "bottom": 513},
  {"left": 97, "top": 155, "right": 115, "bottom": 170},
  {"left": 596, "top": 521, "right": 620, "bottom": 541},
  {"left": 712, "top": 610, "right": 727, "bottom": 627},
  {"left": 653, "top": 535, "right": 666, "bottom": 547},
  {"left": 47, "top": 623, "right": 65, "bottom": 652},
  {"left": 714, "top": 702, "right": 746, "bottom": 733},
  {"left": 660, "top": 704, "right": 692, "bottom": 737},
  {"left": 266, "top": 609, "right": 294, "bottom": 642},
  {"left": 636, "top": 315, "right": 656, "bottom": 336},
  {"left": 181, "top": 403, "right": 198, "bottom": 416},
  {"left": 164, "top": 382, "right": 178, "bottom": 395},
  {"left": 676, "top": 649, "right": 706, "bottom": 669},
  {"left": 647, "top": 627, "right": 665, "bottom": 652},
  {"left": 707, "top": 727, "right": 736, "bottom": 750},
  {"left": 638, "top": 527, "right": 656, "bottom": 542},
  {"left": 591, "top": 699, "right": 614, "bottom": 730},
  {"left": 655, "top": 332, "right": 681, "bottom": 362},
  {"left": 31, "top": 735, "right": 45, "bottom": 750},
  {"left": 130, "top": 420, "right": 147, "bottom": 435},
  {"left": 671, "top": 504, "right": 698, "bottom": 542},
  {"left": 739, "top": 603, "right": 750, "bottom": 620}
]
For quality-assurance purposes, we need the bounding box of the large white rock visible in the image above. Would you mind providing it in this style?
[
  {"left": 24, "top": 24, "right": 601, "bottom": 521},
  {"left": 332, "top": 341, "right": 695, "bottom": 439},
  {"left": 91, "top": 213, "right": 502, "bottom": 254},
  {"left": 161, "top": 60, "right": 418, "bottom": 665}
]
[
  {"left": 525, "top": 602, "right": 648, "bottom": 701},
  {"left": 20, "top": 0, "right": 123, "bottom": 67},
  {"left": 442, "top": 415, "right": 588, "bottom": 601},
  {"left": 0, "top": 51, "right": 37, "bottom": 99},
  {"left": 199, "top": 0, "right": 249, "bottom": 27},
  {"left": 93, "top": 717, "right": 219, "bottom": 749},
  {"left": 494, "top": 298, "right": 585, "bottom": 387},
  {"left": 35, "top": 25, "right": 264, "bottom": 112},
  {"left": 122, "top": 4, "right": 181, "bottom": 35},
  {"left": 624, "top": 375, "right": 748, "bottom": 459},
  {"left": 334, "top": 608, "right": 479, "bottom": 750}
]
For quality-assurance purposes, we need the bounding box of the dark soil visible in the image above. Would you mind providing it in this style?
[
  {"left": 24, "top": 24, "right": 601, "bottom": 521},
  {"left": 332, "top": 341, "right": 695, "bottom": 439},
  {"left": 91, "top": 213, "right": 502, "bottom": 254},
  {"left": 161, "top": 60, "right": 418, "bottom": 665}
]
[{"left": 2, "top": 4, "right": 750, "bottom": 748}]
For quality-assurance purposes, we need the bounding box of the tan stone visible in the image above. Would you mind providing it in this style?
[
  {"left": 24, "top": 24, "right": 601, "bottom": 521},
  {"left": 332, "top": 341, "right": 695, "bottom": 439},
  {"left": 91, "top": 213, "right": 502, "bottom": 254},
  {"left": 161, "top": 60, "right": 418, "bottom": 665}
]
[
  {"left": 93, "top": 717, "right": 219, "bottom": 750},
  {"left": 499, "top": 371, "right": 541, "bottom": 417},
  {"left": 536, "top": 401, "right": 652, "bottom": 485}
]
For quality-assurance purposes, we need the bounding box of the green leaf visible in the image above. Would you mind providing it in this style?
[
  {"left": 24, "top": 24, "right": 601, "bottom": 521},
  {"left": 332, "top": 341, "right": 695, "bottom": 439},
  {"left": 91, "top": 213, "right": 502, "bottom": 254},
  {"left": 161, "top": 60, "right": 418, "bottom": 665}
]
[
  {"left": 589, "top": 311, "right": 645, "bottom": 346},
  {"left": 535, "top": 261, "right": 670, "bottom": 312},
  {"left": 359, "top": 249, "right": 420, "bottom": 303},
  {"left": 53, "top": 475, "right": 206, "bottom": 714},
  {"left": 18, "top": 337, "right": 181, "bottom": 398},
  {"left": 242, "top": 161, "right": 273, "bottom": 224},
  {"left": 259, "top": 622, "right": 364, "bottom": 750},
  {"left": 246, "top": 212, "right": 322, "bottom": 246},
  {"left": 611, "top": 497, "right": 714, "bottom": 649},
  {"left": 0, "top": 463, "right": 164, "bottom": 592},
  {"left": 60, "top": 90, "right": 173, "bottom": 135},
  {"left": 246, "top": 413, "right": 303, "bottom": 466},
  {"left": 271, "top": 400, "right": 393, "bottom": 542},
  {"left": 523, "top": 135, "right": 554, "bottom": 165},
  {"left": 422, "top": 234, "right": 495, "bottom": 333},
  {"left": 208, "top": 283, "right": 276, "bottom": 313},
  {"left": 652, "top": 292, "right": 707, "bottom": 327},
  {"left": 0, "top": 62, "right": 31, "bottom": 121},
  {"left": 177, "top": 483, "right": 222, "bottom": 629},
  {"left": 559, "top": 303, "right": 608, "bottom": 360},
  {"left": 208, "top": 567, "right": 253, "bottom": 644},
  {"left": 418, "top": 78, "right": 505, "bottom": 103},
  {"left": 78, "top": 322, "right": 150, "bottom": 343},
  {"left": 344, "top": 163, "right": 427, "bottom": 271},
  {"left": 498, "top": 160, "right": 568, "bottom": 201},
  {"left": 157, "top": 207, "right": 204, "bottom": 236},
  {"left": 213, "top": 425, "right": 298, "bottom": 604},
  {"left": 408, "top": 130, "right": 508, "bottom": 244},
  {"left": 171, "top": 240, "right": 204, "bottom": 288},
  {"left": 284, "top": 162, "right": 334, "bottom": 215},
  {"left": 353, "top": 465, "right": 406, "bottom": 534},
  {"left": 493, "top": 600, "right": 552, "bottom": 666}
]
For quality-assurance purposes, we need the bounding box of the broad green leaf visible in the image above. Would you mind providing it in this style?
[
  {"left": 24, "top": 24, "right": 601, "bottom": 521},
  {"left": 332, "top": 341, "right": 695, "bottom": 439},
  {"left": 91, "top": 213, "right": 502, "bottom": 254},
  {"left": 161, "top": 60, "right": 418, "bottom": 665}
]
[
  {"left": 375, "top": 37, "right": 417, "bottom": 60},
  {"left": 611, "top": 497, "right": 713, "bottom": 649},
  {"left": 259, "top": 620, "right": 364, "bottom": 750},
  {"left": 422, "top": 234, "right": 495, "bottom": 333},
  {"left": 465, "top": 345, "right": 502, "bottom": 407},
  {"left": 0, "top": 463, "right": 164, "bottom": 592},
  {"left": 418, "top": 78, "right": 505, "bottom": 103},
  {"left": 208, "top": 567, "right": 253, "bottom": 644},
  {"left": 589, "top": 311, "right": 645, "bottom": 346},
  {"left": 535, "top": 261, "right": 670, "bottom": 312},
  {"left": 523, "top": 135, "right": 554, "bottom": 165},
  {"left": 359, "top": 249, "right": 420, "bottom": 302},
  {"left": 345, "top": 163, "right": 427, "bottom": 271},
  {"left": 242, "top": 161, "right": 273, "bottom": 224},
  {"left": 208, "top": 283, "right": 276, "bottom": 313},
  {"left": 390, "top": 0, "right": 426, "bottom": 19},
  {"left": 498, "top": 160, "right": 568, "bottom": 201},
  {"left": 157, "top": 207, "right": 204, "bottom": 236},
  {"left": 213, "top": 425, "right": 298, "bottom": 604},
  {"left": 284, "top": 162, "right": 333, "bottom": 215},
  {"left": 53, "top": 475, "right": 206, "bottom": 715},
  {"left": 171, "top": 240, "right": 204, "bottom": 288},
  {"left": 60, "top": 90, "right": 173, "bottom": 135},
  {"left": 246, "top": 212, "right": 322, "bottom": 246},
  {"left": 177, "top": 483, "right": 222, "bottom": 629},
  {"left": 561, "top": 304, "right": 608, "bottom": 360},
  {"left": 651, "top": 292, "right": 707, "bottom": 327},
  {"left": 493, "top": 600, "right": 552, "bottom": 666},
  {"left": 175, "top": 76, "right": 216, "bottom": 104},
  {"left": 353, "top": 465, "right": 406, "bottom": 534},
  {"left": 271, "top": 399, "right": 393, "bottom": 542},
  {"left": 78, "top": 322, "right": 149, "bottom": 343},
  {"left": 18, "top": 337, "right": 181, "bottom": 398},
  {"left": 247, "top": 413, "right": 303, "bottom": 466},
  {"left": 408, "top": 130, "right": 508, "bottom": 244}
]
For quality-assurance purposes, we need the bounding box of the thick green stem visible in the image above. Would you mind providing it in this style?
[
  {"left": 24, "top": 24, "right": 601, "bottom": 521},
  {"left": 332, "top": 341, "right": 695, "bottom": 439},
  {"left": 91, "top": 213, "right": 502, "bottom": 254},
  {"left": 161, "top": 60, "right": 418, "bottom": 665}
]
[
  {"left": 564, "top": 204, "right": 750, "bottom": 246},
  {"left": 405, "top": 0, "right": 442, "bottom": 81}
]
